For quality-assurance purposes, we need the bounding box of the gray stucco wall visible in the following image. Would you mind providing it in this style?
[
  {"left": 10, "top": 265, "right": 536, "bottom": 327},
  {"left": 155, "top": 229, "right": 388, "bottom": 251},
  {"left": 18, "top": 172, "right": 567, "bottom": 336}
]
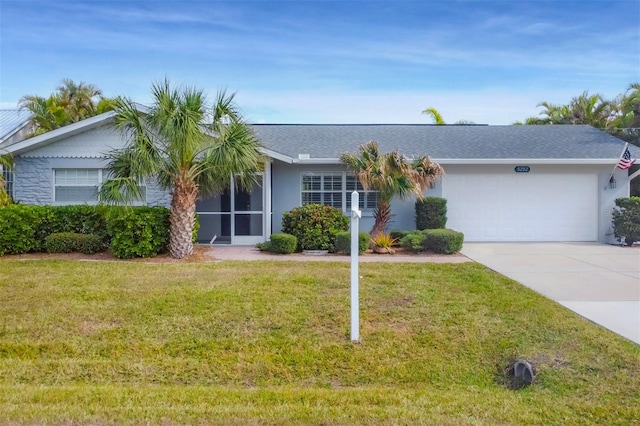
[
  {"left": 270, "top": 160, "right": 441, "bottom": 234},
  {"left": 14, "top": 157, "right": 53, "bottom": 205}
]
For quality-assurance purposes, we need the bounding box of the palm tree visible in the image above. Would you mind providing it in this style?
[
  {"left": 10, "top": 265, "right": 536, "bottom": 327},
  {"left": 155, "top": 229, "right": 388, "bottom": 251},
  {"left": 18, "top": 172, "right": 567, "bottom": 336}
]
[
  {"left": 18, "top": 79, "right": 115, "bottom": 137},
  {"left": 567, "top": 91, "right": 615, "bottom": 127},
  {"left": 422, "top": 107, "right": 446, "bottom": 125},
  {"left": 422, "top": 106, "right": 475, "bottom": 125},
  {"left": 99, "top": 80, "right": 264, "bottom": 259},
  {"left": 613, "top": 83, "right": 640, "bottom": 128},
  {"left": 340, "top": 141, "right": 444, "bottom": 241},
  {"left": 536, "top": 101, "right": 572, "bottom": 124},
  {"left": 56, "top": 79, "right": 103, "bottom": 121}
]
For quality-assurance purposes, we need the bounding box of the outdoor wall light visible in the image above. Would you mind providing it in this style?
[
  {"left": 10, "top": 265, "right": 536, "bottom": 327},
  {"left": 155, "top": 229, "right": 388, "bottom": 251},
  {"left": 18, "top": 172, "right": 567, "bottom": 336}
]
[{"left": 609, "top": 176, "right": 616, "bottom": 189}]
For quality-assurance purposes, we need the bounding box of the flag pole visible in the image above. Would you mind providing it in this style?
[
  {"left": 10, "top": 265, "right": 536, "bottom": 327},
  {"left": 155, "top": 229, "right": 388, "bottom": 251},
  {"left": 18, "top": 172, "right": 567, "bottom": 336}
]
[{"left": 607, "top": 142, "right": 628, "bottom": 189}]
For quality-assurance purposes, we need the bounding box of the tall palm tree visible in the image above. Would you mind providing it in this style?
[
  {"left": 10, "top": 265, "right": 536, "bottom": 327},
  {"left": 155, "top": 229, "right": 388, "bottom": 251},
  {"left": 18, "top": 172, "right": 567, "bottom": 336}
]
[
  {"left": 613, "top": 83, "right": 640, "bottom": 128},
  {"left": 18, "top": 79, "right": 115, "bottom": 137},
  {"left": 567, "top": 91, "right": 615, "bottom": 127},
  {"left": 56, "top": 79, "right": 103, "bottom": 121},
  {"left": 340, "top": 141, "right": 444, "bottom": 241},
  {"left": 99, "top": 80, "right": 264, "bottom": 259},
  {"left": 536, "top": 101, "right": 572, "bottom": 124}
]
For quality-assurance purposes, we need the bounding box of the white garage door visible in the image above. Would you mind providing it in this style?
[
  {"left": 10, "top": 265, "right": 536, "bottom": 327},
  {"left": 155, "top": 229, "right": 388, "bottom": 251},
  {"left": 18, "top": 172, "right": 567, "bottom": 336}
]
[{"left": 443, "top": 173, "right": 598, "bottom": 241}]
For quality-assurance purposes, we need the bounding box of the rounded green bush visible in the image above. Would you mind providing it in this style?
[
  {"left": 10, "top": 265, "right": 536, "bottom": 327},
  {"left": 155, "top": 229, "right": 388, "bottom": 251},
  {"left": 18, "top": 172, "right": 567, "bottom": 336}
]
[
  {"left": 267, "top": 233, "right": 298, "bottom": 254},
  {"left": 334, "top": 231, "right": 370, "bottom": 255},
  {"left": 400, "top": 231, "right": 427, "bottom": 252},
  {"left": 422, "top": 228, "right": 464, "bottom": 254},
  {"left": 282, "top": 204, "right": 349, "bottom": 251},
  {"left": 45, "top": 232, "right": 104, "bottom": 254}
]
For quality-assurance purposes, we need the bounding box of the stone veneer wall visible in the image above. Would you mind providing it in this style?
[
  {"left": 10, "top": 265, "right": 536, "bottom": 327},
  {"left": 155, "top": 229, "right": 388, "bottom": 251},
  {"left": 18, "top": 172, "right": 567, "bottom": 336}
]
[
  {"left": 14, "top": 157, "right": 171, "bottom": 207},
  {"left": 14, "top": 157, "right": 52, "bottom": 205}
]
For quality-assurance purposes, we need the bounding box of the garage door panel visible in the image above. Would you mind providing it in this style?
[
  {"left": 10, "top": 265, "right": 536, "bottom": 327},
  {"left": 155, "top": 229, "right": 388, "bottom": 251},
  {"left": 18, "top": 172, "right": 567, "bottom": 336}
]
[{"left": 443, "top": 173, "right": 597, "bottom": 242}]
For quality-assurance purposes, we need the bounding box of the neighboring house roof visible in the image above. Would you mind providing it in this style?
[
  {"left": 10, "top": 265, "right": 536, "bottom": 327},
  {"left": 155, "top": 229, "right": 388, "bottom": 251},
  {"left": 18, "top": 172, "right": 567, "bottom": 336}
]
[
  {"left": 251, "top": 124, "right": 638, "bottom": 164},
  {"left": 0, "top": 109, "right": 32, "bottom": 146}
]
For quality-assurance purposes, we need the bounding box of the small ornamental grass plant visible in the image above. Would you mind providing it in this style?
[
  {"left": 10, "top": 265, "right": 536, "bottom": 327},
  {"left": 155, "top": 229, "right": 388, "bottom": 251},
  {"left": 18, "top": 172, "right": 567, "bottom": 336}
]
[{"left": 371, "top": 233, "right": 398, "bottom": 254}]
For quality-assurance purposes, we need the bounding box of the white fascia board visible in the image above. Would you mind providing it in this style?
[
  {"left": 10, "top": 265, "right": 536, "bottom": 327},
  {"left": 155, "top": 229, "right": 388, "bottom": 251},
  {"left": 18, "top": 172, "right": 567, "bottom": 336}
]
[
  {"left": 292, "top": 158, "right": 342, "bottom": 164},
  {"left": 259, "top": 148, "right": 293, "bottom": 164},
  {"left": 6, "top": 111, "right": 117, "bottom": 156},
  {"left": 291, "top": 157, "right": 619, "bottom": 165},
  {"left": 433, "top": 158, "right": 620, "bottom": 165}
]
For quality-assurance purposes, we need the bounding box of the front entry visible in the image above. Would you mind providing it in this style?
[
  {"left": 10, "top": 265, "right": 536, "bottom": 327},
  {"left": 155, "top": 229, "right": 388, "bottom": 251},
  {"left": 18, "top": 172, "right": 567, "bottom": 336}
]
[{"left": 196, "top": 175, "right": 265, "bottom": 245}]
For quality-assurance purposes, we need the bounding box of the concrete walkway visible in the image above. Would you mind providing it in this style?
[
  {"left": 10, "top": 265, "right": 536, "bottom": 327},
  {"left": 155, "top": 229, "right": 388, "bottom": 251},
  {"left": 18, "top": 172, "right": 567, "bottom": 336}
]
[
  {"left": 207, "top": 245, "right": 471, "bottom": 263},
  {"left": 460, "top": 242, "right": 640, "bottom": 344}
]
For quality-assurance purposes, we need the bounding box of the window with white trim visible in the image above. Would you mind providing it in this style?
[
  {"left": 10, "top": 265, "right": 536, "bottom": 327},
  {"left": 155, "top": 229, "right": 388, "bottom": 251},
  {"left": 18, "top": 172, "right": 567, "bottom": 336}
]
[
  {"left": 53, "top": 169, "right": 146, "bottom": 204},
  {"left": 301, "top": 172, "right": 379, "bottom": 212},
  {"left": 54, "top": 169, "right": 101, "bottom": 203},
  {"left": 1, "top": 167, "right": 13, "bottom": 200},
  {"left": 346, "top": 175, "right": 380, "bottom": 211}
]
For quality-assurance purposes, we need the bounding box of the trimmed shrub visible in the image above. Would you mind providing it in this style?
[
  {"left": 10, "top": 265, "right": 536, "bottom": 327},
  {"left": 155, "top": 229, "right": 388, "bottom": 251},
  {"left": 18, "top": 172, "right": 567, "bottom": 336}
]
[
  {"left": 107, "top": 206, "right": 170, "bottom": 259},
  {"left": 0, "top": 205, "right": 51, "bottom": 255},
  {"left": 43, "top": 205, "right": 111, "bottom": 246},
  {"left": 282, "top": 204, "right": 349, "bottom": 251},
  {"left": 423, "top": 228, "right": 464, "bottom": 254},
  {"left": 389, "top": 229, "right": 412, "bottom": 244},
  {"left": 400, "top": 231, "right": 427, "bottom": 253},
  {"left": 261, "top": 233, "right": 298, "bottom": 254},
  {"left": 415, "top": 197, "right": 447, "bottom": 230},
  {"left": 45, "top": 232, "right": 103, "bottom": 254},
  {"left": 334, "top": 231, "right": 370, "bottom": 255},
  {"left": 612, "top": 197, "right": 640, "bottom": 245}
]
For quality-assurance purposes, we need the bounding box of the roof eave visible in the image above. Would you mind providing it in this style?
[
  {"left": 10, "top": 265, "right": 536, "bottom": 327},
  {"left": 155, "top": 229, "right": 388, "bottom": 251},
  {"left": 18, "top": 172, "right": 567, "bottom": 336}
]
[
  {"left": 5, "top": 111, "right": 117, "bottom": 156},
  {"left": 288, "top": 157, "right": 621, "bottom": 165}
]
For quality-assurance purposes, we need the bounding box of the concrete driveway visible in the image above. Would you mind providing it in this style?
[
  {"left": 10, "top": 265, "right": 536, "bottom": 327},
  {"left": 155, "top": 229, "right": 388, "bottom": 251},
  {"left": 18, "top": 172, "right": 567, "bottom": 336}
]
[{"left": 460, "top": 242, "right": 640, "bottom": 344}]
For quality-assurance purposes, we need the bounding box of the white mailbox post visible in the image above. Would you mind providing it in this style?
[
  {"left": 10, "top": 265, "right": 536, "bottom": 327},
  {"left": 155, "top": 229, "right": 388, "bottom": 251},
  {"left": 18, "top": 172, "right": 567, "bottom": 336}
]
[{"left": 350, "top": 191, "right": 361, "bottom": 342}]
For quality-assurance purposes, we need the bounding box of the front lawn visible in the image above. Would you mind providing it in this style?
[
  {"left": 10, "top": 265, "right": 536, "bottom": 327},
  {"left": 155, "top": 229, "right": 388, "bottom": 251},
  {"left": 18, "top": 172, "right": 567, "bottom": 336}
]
[{"left": 0, "top": 260, "right": 638, "bottom": 424}]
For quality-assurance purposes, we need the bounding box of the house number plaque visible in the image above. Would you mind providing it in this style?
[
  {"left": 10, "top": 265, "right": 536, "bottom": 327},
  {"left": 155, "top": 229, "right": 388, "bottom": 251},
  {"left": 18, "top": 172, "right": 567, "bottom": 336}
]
[{"left": 514, "top": 166, "right": 530, "bottom": 173}]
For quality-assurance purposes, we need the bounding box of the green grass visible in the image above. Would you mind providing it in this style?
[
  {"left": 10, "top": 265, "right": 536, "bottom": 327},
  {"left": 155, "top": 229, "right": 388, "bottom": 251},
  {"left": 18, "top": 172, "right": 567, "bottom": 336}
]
[{"left": 0, "top": 259, "right": 638, "bottom": 425}]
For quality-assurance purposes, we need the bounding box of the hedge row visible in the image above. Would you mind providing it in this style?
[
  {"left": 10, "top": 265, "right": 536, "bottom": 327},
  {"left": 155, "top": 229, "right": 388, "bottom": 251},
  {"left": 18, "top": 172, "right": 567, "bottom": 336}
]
[
  {"left": 400, "top": 229, "right": 464, "bottom": 254},
  {"left": 0, "top": 205, "right": 172, "bottom": 259}
]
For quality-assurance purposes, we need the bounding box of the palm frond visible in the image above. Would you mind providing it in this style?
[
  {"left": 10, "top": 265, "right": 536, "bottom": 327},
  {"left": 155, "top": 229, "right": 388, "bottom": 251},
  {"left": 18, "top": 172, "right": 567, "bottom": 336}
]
[{"left": 422, "top": 107, "right": 445, "bottom": 125}]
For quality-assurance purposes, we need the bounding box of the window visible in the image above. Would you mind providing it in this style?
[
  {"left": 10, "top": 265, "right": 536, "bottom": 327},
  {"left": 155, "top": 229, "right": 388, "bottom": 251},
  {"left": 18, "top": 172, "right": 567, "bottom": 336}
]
[
  {"left": 1, "top": 167, "right": 13, "bottom": 200},
  {"left": 54, "top": 169, "right": 101, "bottom": 203},
  {"left": 302, "top": 173, "right": 343, "bottom": 209},
  {"left": 301, "top": 172, "right": 379, "bottom": 212},
  {"left": 53, "top": 169, "right": 146, "bottom": 204},
  {"left": 346, "top": 175, "right": 380, "bottom": 211}
]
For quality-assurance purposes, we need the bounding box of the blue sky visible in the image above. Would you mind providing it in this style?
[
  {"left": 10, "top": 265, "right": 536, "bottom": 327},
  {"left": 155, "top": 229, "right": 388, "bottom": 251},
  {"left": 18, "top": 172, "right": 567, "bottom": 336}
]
[{"left": 1, "top": 0, "right": 638, "bottom": 124}]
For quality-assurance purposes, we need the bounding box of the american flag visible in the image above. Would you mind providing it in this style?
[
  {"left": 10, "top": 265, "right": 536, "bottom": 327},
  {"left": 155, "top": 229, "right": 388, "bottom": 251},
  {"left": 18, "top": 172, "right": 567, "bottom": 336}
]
[{"left": 617, "top": 146, "right": 636, "bottom": 170}]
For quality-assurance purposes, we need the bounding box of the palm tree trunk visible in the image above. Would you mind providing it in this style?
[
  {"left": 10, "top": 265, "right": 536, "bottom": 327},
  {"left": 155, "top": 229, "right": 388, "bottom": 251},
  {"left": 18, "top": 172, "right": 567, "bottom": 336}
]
[
  {"left": 370, "top": 199, "right": 392, "bottom": 243},
  {"left": 169, "top": 176, "right": 198, "bottom": 259}
]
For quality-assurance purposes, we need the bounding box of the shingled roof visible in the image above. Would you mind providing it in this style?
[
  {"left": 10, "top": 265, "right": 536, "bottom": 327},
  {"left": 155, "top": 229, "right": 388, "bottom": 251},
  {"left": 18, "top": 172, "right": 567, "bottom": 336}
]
[{"left": 251, "top": 124, "right": 635, "bottom": 162}]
